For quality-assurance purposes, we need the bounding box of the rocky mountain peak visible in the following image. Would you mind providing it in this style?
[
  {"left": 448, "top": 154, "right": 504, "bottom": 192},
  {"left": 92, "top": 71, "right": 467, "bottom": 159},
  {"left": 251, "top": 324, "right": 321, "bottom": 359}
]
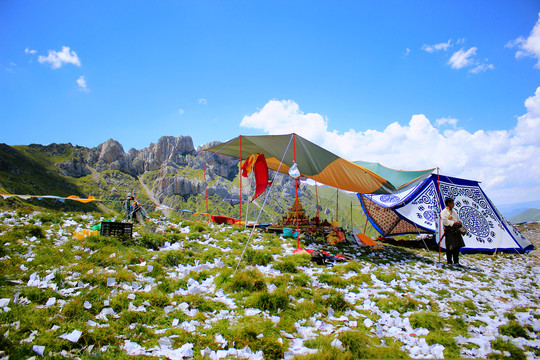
[{"left": 98, "top": 139, "right": 125, "bottom": 165}]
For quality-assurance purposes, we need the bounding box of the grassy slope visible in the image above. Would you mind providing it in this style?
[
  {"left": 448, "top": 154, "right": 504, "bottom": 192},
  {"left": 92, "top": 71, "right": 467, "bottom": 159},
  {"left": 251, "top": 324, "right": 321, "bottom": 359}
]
[
  {"left": 0, "top": 144, "right": 100, "bottom": 212},
  {"left": 0, "top": 209, "right": 538, "bottom": 359}
]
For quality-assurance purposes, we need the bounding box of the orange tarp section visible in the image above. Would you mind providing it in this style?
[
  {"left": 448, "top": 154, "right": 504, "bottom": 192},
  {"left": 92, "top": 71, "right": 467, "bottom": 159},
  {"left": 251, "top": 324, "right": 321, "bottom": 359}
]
[{"left": 356, "top": 233, "right": 384, "bottom": 249}]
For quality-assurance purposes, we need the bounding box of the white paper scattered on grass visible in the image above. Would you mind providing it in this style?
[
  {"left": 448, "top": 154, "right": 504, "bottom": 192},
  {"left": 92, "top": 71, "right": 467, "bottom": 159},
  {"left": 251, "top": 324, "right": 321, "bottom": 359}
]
[
  {"left": 129, "top": 302, "right": 146, "bottom": 312},
  {"left": 21, "top": 330, "right": 38, "bottom": 343},
  {"left": 43, "top": 297, "right": 56, "bottom": 308},
  {"left": 180, "top": 320, "right": 199, "bottom": 333},
  {"left": 122, "top": 339, "right": 194, "bottom": 359},
  {"left": 59, "top": 329, "right": 82, "bottom": 343},
  {"left": 331, "top": 338, "right": 344, "bottom": 351},
  {"left": 200, "top": 345, "right": 264, "bottom": 360},
  {"left": 244, "top": 308, "right": 261, "bottom": 316},
  {"left": 4, "top": 211, "right": 540, "bottom": 360},
  {"left": 284, "top": 338, "right": 318, "bottom": 359},
  {"left": 363, "top": 318, "right": 373, "bottom": 328},
  {"left": 96, "top": 307, "right": 119, "bottom": 321},
  {"left": 214, "top": 333, "right": 228, "bottom": 348},
  {"left": 32, "top": 345, "right": 45, "bottom": 356}
]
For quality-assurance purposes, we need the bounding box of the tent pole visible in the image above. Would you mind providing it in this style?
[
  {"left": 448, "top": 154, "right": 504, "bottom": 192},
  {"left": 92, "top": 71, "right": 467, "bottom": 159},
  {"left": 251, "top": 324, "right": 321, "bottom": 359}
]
[
  {"left": 294, "top": 134, "right": 300, "bottom": 249},
  {"left": 436, "top": 168, "right": 442, "bottom": 264},
  {"left": 362, "top": 195, "right": 372, "bottom": 234},
  {"left": 336, "top": 188, "right": 339, "bottom": 222},
  {"left": 239, "top": 136, "right": 242, "bottom": 225},
  {"left": 315, "top": 181, "right": 319, "bottom": 220},
  {"left": 202, "top": 151, "right": 210, "bottom": 224},
  {"left": 272, "top": 180, "right": 275, "bottom": 223},
  {"left": 350, "top": 201, "right": 353, "bottom": 232}
]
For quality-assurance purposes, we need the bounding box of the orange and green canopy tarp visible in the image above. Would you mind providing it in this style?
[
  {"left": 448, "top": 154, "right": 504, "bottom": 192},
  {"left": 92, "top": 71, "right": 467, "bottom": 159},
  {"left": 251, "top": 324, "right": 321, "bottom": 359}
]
[{"left": 204, "top": 133, "right": 396, "bottom": 194}]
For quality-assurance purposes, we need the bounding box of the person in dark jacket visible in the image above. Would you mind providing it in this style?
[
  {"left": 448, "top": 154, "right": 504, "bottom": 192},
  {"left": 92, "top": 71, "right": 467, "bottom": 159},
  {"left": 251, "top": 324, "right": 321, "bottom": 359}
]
[{"left": 441, "top": 197, "right": 466, "bottom": 265}]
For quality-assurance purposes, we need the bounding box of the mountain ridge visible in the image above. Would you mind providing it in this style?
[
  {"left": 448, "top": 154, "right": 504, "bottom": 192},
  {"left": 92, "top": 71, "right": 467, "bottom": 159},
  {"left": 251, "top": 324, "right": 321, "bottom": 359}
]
[
  {"left": 0, "top": 136, "right": 367, "bottom": 229},
  {"left": 510, "top": 208, "right": 540, "bottom": 224}
]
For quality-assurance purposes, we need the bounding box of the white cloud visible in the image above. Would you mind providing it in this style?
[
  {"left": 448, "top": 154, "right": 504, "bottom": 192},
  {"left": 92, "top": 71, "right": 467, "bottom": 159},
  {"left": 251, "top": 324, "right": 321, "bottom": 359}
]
[
  {"left": 447, "top": 47, "right": 477, "bottom": 69},
  {"left": 436, "top": 117, "right": 459, "bottom": 128},
  {"left": 507, "top": 12, "right": 540, "bottom": 68},
  {"left": 470, "top": 63, "right": 495, "bottom": 73},
  {"left": 38, "top": 46, "right": 81, "bottom": 69},
  {"left": 76, "top": 76, "right": 88, "bottom": 92},
  {"left": 25, "top": 47, "right": 37, "bottom": 54},
  {"left": 198, "top": 98, "right": 207, "bottom": 105},
  {"left": 240, "top": 95, "right": 540, "bottom": 204},
  {"left": 6, "top": 62, "right": 17, "bottom": 71},
  {"left": 178, "top": 108, "right": 185, "bottom": 115},
  {"left": 404, "top": 48, "right": 411, "bottom": 56},
  {"left": 240, "top": 100, "right": 329, "bottom": 144},
  {"left": 424, "top": 40, "right": 492, "bottom": 73},
  {"left": 421, "top": 40, "right": 452, "bottom": 53}
]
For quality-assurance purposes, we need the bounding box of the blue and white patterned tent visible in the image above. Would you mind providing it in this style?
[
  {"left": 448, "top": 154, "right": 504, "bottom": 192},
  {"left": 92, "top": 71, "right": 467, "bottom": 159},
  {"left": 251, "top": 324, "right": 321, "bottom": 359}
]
[{"left": 359, "top": 174, "right": 534, "bottom": 253}]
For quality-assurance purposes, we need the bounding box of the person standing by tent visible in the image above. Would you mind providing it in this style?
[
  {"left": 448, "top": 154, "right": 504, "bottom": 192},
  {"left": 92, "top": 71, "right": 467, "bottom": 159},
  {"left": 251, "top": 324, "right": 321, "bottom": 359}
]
[{"left": 441, "top": 197, "right": 466, "bottom": 265}]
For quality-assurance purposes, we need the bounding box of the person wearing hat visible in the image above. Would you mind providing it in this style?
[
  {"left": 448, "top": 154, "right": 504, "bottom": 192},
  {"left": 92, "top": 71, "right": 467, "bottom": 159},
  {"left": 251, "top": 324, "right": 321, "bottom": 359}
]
[
  {"left": 441, "top": 197, "right": 466, "bottom": 266},
  {"left": 125, "top": 194, "right": 135, "bottom": 220}
]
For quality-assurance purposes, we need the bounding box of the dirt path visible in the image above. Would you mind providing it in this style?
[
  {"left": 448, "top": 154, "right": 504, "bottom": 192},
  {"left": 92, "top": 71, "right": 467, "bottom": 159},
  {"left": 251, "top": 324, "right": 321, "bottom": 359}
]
[{"left": 139, "top": 177, "right": 171, "bottom": 218}]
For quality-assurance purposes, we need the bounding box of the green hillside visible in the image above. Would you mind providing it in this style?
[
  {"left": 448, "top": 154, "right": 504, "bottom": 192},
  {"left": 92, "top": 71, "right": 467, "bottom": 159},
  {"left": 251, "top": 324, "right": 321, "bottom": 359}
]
[
  {"left": 0, "top": 143, "right": 377, "bottom": 235},
  {"left": 0, "top": 144, "right": 100, "bottom": 212},
  {"left": 510, "top": 208, "right": 540, "bottom": 223}
]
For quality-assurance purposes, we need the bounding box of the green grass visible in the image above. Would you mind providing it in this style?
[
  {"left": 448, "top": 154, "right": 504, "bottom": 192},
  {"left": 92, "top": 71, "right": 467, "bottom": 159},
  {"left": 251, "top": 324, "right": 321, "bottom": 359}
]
[{"left": 0, "top": 208, "right": 539, "bottom": 359}]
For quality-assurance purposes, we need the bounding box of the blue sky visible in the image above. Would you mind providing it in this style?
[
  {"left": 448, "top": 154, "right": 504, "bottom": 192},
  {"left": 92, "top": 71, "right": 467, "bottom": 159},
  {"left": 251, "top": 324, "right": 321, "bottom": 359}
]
[{"left": 1, "top": 1, "right": 540, "bottom": 205}]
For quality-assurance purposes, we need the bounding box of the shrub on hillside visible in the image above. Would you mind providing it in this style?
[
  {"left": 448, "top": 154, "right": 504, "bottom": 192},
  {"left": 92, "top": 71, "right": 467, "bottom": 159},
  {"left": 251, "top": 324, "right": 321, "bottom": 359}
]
[
  {"left": 231, "top": 268, "right": 266, "bottom": 292},
  {"left": 246, "top": 291, "right": 290, "bottom": 314},
  {"left": 245, "top": 249, "right": 273, "bottom": 266},
  {"left": 409, "top": 311, "right": 445, "bottom": 331}
]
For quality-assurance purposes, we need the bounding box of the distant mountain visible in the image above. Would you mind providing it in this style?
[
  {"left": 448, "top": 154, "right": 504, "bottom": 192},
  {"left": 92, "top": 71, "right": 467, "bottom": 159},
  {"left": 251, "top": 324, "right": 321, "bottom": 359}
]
[
  {"left": 0, "top": 137, "right": 368, "bottom": 228},
  {"left": 510, "top": 208, "right": 540, "bottom": 224},
  {"left": 496, "top": 200, "right": 540, "bottom": 218}
]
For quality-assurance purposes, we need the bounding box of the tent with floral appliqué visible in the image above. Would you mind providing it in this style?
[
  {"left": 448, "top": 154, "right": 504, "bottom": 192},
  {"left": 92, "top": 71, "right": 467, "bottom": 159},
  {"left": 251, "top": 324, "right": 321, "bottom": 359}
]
[{"left": 358, "top": 172, "right": 534, "bottom": 253}]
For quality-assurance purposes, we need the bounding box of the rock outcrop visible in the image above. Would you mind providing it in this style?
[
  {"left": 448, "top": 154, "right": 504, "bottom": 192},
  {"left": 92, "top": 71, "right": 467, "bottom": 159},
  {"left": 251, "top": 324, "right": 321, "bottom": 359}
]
[{"left": 85, "top": 136, "right": 198, "bottom": 177}]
